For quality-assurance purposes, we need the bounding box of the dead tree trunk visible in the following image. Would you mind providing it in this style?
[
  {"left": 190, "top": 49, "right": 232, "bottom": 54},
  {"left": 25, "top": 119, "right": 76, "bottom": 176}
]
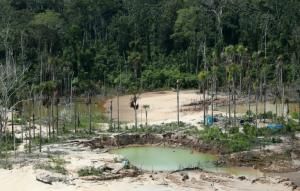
[
  {"left": 28, "top": 117, "right": 32, "bottom": 154},
  {"left": 51, "top": 98, "right": 55, "bottom": 137},
  {"left": 32, "top": 97, "right": 36, "bottom": 139},
  {"left": 39, "top": 97, "right": 42, "bottom": 152},
  {"left": 88, "top": 94, "right": 92, "bottom": 134}
]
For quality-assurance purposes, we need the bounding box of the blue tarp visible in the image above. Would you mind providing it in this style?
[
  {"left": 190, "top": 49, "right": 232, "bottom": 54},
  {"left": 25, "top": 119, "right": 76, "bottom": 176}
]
[
  {"left": 205, "top": 116, "right": 217, "bottom": 125},
  {"left": 267, "top": 124, "right": 284, "bottom": 130}
]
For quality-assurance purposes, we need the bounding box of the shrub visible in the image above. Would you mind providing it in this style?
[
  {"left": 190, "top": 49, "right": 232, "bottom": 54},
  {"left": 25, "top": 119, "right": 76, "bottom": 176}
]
[
  {"left": 258, "top": 111, "right": 274, "bottom": 119},
  {"left": 229, "top": 127, "right": 239, "bottom": 134},
  {"left": 200, "top": 127, "right": 223, "bottom": 141},
  {"left": 0, "top": 134, "right": 21, "bottom": 152},
  {"left": 246, "top": 110, "right": 255, "bottom": 117},
  {"left": 34, "top": 156, "right": 67, "bottom": 175},
  {"left": 78, "top": 167, "right": 103, "bottom": 177},
  {"left": 227, "top": 139, "right": 251, "bottom": 152},
  {"left": 291, "top": 112, "right": 299, "bottom": 120},
  {"left": 243, "top": 124, "right": 256, "bottom": 137},
  {"left": 199, "top": 126, "right": 269, "bottom": 153}
]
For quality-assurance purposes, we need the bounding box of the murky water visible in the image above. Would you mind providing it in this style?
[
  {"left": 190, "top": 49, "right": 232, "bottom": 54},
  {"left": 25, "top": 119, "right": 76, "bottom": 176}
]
[
  {"left": 111, "top": 146, "right": 263, "bottom": 177},
  {"left": 112, "top": 146, "right": 217, "bottom": 171}
]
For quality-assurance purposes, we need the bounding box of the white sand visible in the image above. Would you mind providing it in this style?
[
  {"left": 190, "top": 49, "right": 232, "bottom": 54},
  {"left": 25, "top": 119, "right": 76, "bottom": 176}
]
[
  {"left": 0, "top": 166, "right": 75, "bottom": 191},
  {"left": 0, "top": 166, "right": 295, "bottom": 191},
  {"left": 0, "top": 90, "right": 298, "bottom": 191},
  {"left": 105, "top": 90, "right": 225, "bottom": 127}
]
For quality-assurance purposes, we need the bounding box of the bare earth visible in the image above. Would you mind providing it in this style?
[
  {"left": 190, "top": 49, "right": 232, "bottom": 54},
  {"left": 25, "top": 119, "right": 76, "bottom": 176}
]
[
  {"left": 0, "top": 142, "right": 297, "bottom": 191},
  {"left": 105, "top": 90, "right": 225, "bottom": 127},
  {"left": 0, "top": 91, "right": 299, "bottom": 190}
]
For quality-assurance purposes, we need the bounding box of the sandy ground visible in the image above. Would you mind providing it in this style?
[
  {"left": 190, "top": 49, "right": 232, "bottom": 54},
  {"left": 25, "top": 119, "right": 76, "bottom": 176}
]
[
  {"left": 105, "top": 90, "right": 225, "bottom": 127},
  {"left": 0, "top": 91, "right": 299, "bottom": 191},
  {"left": 0, "top": 142, "right": 297, "bottom": 191},
  {"left": 0, "top": 168, "right": 292, "bottom": 191},
  {"left": 0, "top": 166, "right": 74, "bottom": 191}
]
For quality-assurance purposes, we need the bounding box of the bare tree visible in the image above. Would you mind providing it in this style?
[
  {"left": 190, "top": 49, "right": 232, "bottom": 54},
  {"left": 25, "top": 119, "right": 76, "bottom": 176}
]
[
  {"left": 143, "top": 105, "right": 150, "bottom": 128},
  {"left": 0, "top": 55, "right": 29, "bottom": 138},
  {"left": 130, "top": 94, "right": 139, "bottom": 131},
  {"left": 86, "top": 91, "right": 92, "bottom": 134},
  {"left": 110, "top": 99, "right": 113, "bottom": 130},
  {"left": 55, "top": 93, "right": 60, "bottom": 136},
  {"left": 176, "top": 80, "right": 180, "bottom": 127},
  {"left": 198, "top": 71, "right": 209, "bottom": 125},
  {"left": 297, "top": 90, "right": 300, "bottom": 126},
  {"left": 117, "top": 86, "right": 121, "bottom": 131}
]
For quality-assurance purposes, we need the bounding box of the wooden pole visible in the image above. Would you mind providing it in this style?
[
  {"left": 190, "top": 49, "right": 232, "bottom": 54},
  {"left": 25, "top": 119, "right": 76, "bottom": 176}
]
[
  {"left": 117, "top": 87, "right": 120, "bottom": 131},
  {"left": 110, "top": 100, "right": 113, "bottom": 130},
  {"left": 177, "top": 80, "right": 180, "bottom": 127}
]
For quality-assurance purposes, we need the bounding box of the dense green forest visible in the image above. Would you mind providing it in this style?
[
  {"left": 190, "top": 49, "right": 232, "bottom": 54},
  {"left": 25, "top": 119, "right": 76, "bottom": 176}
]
[{"left": 0, "top": 0, "right": 300, "bottom": 97}]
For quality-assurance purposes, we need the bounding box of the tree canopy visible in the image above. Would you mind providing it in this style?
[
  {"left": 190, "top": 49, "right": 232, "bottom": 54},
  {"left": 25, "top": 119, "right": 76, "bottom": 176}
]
[{"left": 0, "top": 0, "right": 299, "bottom": 94}]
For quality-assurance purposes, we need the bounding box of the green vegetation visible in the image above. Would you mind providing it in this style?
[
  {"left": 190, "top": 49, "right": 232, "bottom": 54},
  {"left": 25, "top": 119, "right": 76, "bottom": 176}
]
[
  {"left": 197, "top": 122, "right": 299, "bottom": 153},
  {"left": 0, "top": 0, "right": 299, "bottom": 93},
  {"left": 119, "top": 122, "right": 194, "bottom": 134},
  {"left": 61, "top": 112, "right": 106, "bottom": 134},
  {"left": 257, "top": 111, "right": 275, "bottom": 120},
  {"left": 77, "top": 167, "right": 103, "bottom": 177},
  {"left": 30, "top": 136, "right": 62, "bottom": 147},
  {"left": 0, "top": 134, "right": 21, "bottom": 169},
  {"left": 291, "top": 112, "right": 300, "bottom": 120},
  {"left": 0, "top": 134, "right": 21, "bottom": 153},
  {"left": 34, "top": 156, "right": 68, "bottom": 175}
]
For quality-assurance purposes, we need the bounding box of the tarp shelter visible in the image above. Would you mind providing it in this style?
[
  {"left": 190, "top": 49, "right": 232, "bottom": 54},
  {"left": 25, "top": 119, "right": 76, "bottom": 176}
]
[
  {"left": 267, "top": 124, "right": 284, "bottom": 130},
  {"left": 205, "top": 116, "right": 217, "bottom": 126}
]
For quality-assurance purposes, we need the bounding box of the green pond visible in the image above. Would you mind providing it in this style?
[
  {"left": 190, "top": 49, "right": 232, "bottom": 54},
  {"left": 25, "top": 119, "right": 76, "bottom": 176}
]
[{"left": 111, "top": 146, "right": 264, "bottom": 177}]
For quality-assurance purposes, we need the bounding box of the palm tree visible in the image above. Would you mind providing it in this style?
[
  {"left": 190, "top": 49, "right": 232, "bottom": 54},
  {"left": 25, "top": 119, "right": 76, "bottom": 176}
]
[
  {"left": 276, "top": 55, "right": 284, "bottom": 118},
  {"left": 224, "top": 45, "right": 235, "bottom": 126},
  {"left": 246, "top": 75, "right": 252, "bottom": 121},
  {"left": 272, "top": 86, "right": 280, "bottom": 122},
  {"left": 253, "top": 81, "right": 259, "bottom": 132},
  {"left": 198, "top": 71, "right": 209, "bottom": 124},
  {"left": 285, "top": 98, "right": 290, "bottom": 120},
  {"left": 227, "top": 64, "right": 239, "bottom": 126},
  {"left": 177, "top": 80, "right": 180, "bottom": 127},
  {"left": 211, "top": 50, "right": 219, "bottom": 98},
  {"left": 211, "top": 65, "right": 218, "bottom": 124},
  {"left": 297, "top": 89, "right": 300, "bottom": 126},
  {"left": 130, "top": 94, "right": 139, "bottom": 131},
  {"left": 263, "top": 83, "right": 267, "bottom": 123},
  {"left": 236, "top": 44, "right": 247, "bottom": 93}
]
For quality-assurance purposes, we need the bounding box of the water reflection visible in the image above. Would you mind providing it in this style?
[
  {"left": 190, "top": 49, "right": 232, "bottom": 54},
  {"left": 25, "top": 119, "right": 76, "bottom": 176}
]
[{"left": 111, "top": 146, "right": 263, "bottom": 178}]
